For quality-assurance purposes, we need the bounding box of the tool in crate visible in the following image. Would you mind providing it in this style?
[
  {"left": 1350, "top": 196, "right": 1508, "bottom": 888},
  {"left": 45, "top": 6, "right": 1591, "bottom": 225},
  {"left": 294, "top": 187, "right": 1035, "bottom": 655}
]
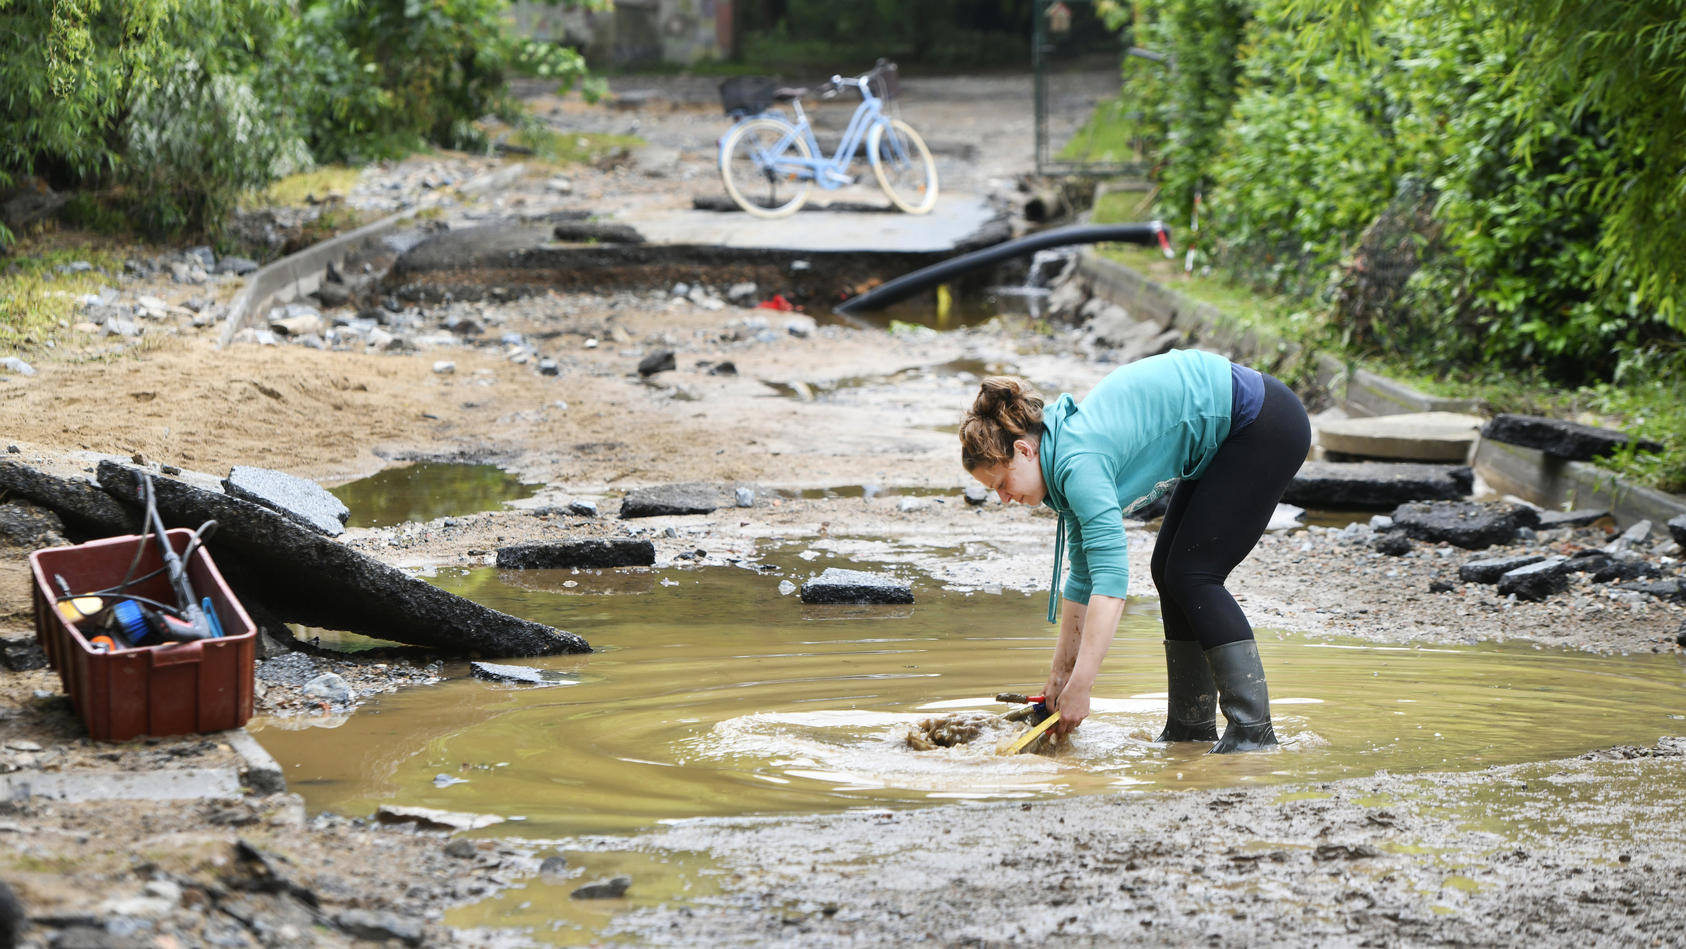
[{"left": 48, "top": 472, "right": 225, "bottom": 650}]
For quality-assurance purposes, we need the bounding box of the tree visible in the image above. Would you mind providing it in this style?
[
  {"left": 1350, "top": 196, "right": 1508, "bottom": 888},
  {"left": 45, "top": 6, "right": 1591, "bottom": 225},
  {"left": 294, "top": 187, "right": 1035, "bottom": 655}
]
[{"left": 1284, "top": 0, "right": 1686, "bottom": 330}]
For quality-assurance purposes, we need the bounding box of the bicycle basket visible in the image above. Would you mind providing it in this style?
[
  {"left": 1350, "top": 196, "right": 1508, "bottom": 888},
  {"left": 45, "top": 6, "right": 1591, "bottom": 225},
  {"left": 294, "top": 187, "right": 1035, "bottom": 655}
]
[
  {"left": 868, "top": 62, "right": 899, "bottom": 101},
  {"left": 719, "top": 76, "right": 780, "bottom": 116}
]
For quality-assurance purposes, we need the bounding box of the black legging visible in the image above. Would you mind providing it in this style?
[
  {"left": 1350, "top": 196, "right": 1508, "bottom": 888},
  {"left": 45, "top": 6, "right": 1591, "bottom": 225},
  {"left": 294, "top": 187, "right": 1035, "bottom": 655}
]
[{"left": 1151, "top": 373, "right": 1310, "bottom": 648}]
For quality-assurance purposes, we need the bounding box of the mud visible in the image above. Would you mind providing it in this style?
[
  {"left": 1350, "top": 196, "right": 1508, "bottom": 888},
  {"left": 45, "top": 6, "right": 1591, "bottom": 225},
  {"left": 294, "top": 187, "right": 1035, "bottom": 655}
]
[{"left": 1, "top": 71, "right": 1684, "bottom": 948}]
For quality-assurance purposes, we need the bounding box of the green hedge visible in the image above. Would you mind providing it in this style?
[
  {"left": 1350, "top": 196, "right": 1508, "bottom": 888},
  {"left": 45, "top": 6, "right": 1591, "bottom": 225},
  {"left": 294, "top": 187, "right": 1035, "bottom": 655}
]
[{"left": 1106, "top": 0, "right": 1686, "bottom": 388}]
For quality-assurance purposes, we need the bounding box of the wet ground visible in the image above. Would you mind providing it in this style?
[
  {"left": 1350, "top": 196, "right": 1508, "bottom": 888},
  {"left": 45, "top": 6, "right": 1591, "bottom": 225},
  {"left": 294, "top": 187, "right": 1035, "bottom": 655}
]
[{"left": 1, "top": 71, "right": 1684, "bottom": 948}]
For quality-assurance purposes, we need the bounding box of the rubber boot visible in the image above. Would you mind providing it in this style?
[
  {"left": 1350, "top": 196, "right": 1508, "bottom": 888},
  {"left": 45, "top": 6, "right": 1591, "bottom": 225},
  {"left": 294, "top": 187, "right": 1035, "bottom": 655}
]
[
  {"left": 1155, "top": 640, "right": 1218, "bottom": 742},
  {"left": 1205, "top": 640, "right": 1278, "bottom": 754}
]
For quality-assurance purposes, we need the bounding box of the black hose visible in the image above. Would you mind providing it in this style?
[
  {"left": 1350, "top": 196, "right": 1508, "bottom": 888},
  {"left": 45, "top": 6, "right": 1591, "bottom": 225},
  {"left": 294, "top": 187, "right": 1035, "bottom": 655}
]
[{"left": 835, "top": 222, "right": 1171, "bottom": 315}]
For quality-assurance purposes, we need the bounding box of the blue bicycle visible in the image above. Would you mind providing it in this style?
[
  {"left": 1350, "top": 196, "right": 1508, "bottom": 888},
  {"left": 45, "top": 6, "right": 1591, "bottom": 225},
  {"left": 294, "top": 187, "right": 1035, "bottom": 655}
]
[{"left": 716, "top": 60, "right": 939, "bottom": 218}]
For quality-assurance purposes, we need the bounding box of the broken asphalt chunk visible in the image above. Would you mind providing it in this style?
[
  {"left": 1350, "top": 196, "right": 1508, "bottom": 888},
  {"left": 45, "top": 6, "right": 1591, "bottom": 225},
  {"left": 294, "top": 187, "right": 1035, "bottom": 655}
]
[
  {"left": 222, "top": 465, "right": 350, "bottom": 536},
  {"left": 495, "top": 538, "right": 654, "bottom": 568},
  {"left": 799, "top": 567, "right": 914, "bottom": 605}
]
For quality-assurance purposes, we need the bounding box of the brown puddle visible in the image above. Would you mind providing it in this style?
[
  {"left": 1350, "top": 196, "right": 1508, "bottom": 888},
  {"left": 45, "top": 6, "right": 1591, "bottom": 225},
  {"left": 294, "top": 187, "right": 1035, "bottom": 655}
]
[{"left": 251, "top": 563, "right": 1686, "bottom": 842}]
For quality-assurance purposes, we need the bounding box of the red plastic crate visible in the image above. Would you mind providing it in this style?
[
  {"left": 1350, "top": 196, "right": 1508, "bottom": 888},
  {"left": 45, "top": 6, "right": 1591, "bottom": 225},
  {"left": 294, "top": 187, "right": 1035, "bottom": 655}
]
[{"left": 29, "top": 528, "right": 256, "bottom": 741}]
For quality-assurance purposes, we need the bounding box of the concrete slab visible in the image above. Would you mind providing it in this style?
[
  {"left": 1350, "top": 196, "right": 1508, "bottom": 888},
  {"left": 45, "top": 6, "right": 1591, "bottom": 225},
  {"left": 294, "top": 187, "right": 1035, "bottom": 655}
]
[
  {"left": 0, "top": 768, "right": 242, "bottom": 802},
  {"left": 1316, "top": 412, "right": 1484, "bottom": 463},
  {"left": 618, "top": 193, "right": 1003, "bottom": 253}
]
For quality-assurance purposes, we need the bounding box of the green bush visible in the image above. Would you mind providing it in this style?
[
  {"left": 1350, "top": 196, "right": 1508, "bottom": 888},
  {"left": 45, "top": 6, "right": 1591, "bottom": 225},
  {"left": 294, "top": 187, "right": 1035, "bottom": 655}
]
[
  {"left": 123, "top": 57, "right": 311, "bottom": 238},
  {"left": 1, "top": 0, "right": 598, "bottom": 246}
]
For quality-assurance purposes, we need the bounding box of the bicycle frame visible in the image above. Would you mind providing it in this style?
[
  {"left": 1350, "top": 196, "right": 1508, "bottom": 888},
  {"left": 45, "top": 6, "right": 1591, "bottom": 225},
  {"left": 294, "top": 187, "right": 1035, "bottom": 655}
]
[{"left": 721, "top": 76, "right": 890, "bottom": 190}]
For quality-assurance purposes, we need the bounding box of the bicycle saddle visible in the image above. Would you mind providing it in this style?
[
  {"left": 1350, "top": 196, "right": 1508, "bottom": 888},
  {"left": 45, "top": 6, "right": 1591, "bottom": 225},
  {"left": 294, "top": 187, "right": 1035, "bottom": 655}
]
[{"left": 772, "top": 86, "right": 807, "bottom": 102}]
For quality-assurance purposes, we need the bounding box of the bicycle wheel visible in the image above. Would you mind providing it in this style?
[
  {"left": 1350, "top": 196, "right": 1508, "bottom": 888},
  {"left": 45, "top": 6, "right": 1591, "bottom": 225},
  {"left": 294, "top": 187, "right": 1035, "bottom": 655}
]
[
  {"left": 868, "top": 118, "right": 938, "bottom": 214},
  {"left": 719, "top": 117, "right": 813, "bottom": 218}
]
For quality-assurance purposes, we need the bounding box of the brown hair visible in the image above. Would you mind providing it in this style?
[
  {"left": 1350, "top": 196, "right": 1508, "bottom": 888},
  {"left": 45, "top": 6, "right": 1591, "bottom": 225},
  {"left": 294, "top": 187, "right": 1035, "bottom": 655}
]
[{"left": 959, "top": 376, "right": 1044, "bottom": 471}]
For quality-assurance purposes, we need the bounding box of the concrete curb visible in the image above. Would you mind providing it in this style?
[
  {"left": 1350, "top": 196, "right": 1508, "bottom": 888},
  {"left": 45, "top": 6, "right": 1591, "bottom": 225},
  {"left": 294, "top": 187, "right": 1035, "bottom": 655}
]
[
  {"left": 217, "top": 162, "right": 528, "bottom": 348},
  {"left": 224, "top": 726, "right": 287, "bottom": 795},
  {"left": 1073, "top": 249, "right": 1685, "bottom": 533},
  {"left": 1473, "top": 438, "right": 1686, "bottom": 526}
]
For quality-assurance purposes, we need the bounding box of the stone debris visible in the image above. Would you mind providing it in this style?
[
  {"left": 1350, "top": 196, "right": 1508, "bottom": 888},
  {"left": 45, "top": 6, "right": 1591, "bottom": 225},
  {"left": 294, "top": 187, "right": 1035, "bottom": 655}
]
[
  {"left": 494, "top": 538, "right": 655, "bottom": 568},
  {"left": 1459, "top": 554, "right": 1546, "bottom": 584},
  {"left": 1285, "top": 461, "right": 1473, "bottom": 510},
  {"left": 1482, "top": 413, "right": 1664, "bottom": 460},
  {"left": 1391, "top": 500, "right": 1538, "bottom": 549},
  {"left": 619, "top": 483, "right": 722, "bottom": 518},
  {"left": 800, "top": 567, "right": 914, "bottom": 605},
  {"left": 222, "top": 464, "right": 350, "bottom": 537},
  {"left": 375, "top": 805, "right": 503, "bottom": 832},
  {"left": 571, "top": 876, "right": 632, "bottom": 900},
  {"left": 1496, "top": 557, "right": 1572, "bottom": 601},
  {"left": 469, "top": 661, "right": 579, "bottom": 686}
]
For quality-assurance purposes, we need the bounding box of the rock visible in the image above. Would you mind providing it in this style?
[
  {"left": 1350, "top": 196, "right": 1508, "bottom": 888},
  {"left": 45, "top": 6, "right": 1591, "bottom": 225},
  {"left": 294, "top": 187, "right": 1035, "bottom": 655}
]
[
  {"left": 0, "top": 356, "right": 35, "bottom": 376},
  {"left": 313, "top": 282, "right": 352, "bottom": 308},
  {"left": 800, "top": 567, "right": 914, "bottom": 605},
  {"left": 495, "top": 539, "right": 655, "bottom": 568},
  {"left": 1539, "top": 509, "right": 1611, "bottom": 529},
  {"left": 1614, "top": 578, "right": 1684, "bottom": 602},
  {"left": 1564, "top": 549, "right": 1613, "bottom": 574},
  {"left": 1670, "top": 515, "right": 1686, "bottom": 548},
  {"left": 726, "top": 282, "right": 759, "bottom": 306},
  {"left": 784, "top": 315, "right": 817, "bottom": 338},
  {"left": 1481, "top": 413, "right": 1663, "bottom": 460},
  {"left": 374, "top": 805, "right": 503, "bottom": 831},
  {"left": 708, "top": 360, "right": 738, "bottom": 376},
  {"left": 1391, "top": 501, "right": 1538, "bottom": 549},
  {"left": 1372, "top": 533, "right": 1413, "bottom": 556},
  {"left": 222, "top": 465, "right": 350, "bottom": 537},
  {"left": 334, "top": 909, "right": 425, "bottom": 947},
  {"left": 1428, "top": 579, "right": 1458, "bottom": 594},
  {"left": 778, "top": 580, "right": 796, "bottom": 596},
  {"left": 964, "top": 484, "right": 989, "bottom": 506},
  {"left": 538, "top": 358, "right": 560, "bottom": 376},
  {"left": 571, "top": 876, "right": 632, "bottom": 900},
  {"left": 95, "top": 462, "right": 587, "bottom": 656},
  {"left": 214, "top": 256, "right": 259, "bottom": 276},
  {"left": 1591, "top": 560, "right": 1661, "bottom": 584},
  {"left": 0, "top": 499, "right": 68, "bottom": 548},
  {"left": 1284, "top": 462, "right": 1472, "bottom": 510},
  {"left": 443, "top": 839, "right": 477, "bottom": 859},
  {"left": 1496, "top": 557, "right": 1572, "bottom": 601},
  {"left": 0, "top": 461, "right": 131, "bottom": 536},
  {"left": 637, "top": 350, "right": 676, "bottom": 377},
  {"left": 552, "top": 221, "right": 645, "bottom": 244},
  {"left": 735, "top": 487, "right": 755, "bottom": 507},
  {"left": 568, "top": 500, "right": 599, "bottom": 517},
  {"left": 433, "top": 360, "right": 457, "bottom": 374},
  {"left": 302, "top": 673, "right": 353, "bottom": 704},
  {"left": 271, "top": 313, "right": 325, "bottom": 337},
  {"left": 539, "top": 855, "right": 569, "bottom": 875},
  {"left": 1609, "top": 520, "right": 1655, "bottom": 552},
  {"left": 185, "top": 246, "right": 216, "bottom": 268},
  {"left": 619, "top": 483, "right": 720, "bottom": 518},
  {"left": 1459, "top": 554, "right": 1545, "bottom": 585},
  {"left": 469, "top": 661, "right": 578, "bottom": 686}
]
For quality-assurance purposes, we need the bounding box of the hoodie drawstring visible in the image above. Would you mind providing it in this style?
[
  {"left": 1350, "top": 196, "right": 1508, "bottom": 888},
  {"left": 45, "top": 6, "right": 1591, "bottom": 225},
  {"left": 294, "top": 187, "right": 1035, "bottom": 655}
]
[{"left": 1047, "top": 516, "right": 1065, "bottom": 624}]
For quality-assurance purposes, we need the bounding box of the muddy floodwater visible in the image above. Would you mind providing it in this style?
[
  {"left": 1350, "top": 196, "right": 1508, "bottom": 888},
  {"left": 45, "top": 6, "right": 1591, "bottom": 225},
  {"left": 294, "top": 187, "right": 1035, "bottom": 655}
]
[
  {"left": 329, "top": 461, "right": 543, "bottom": 527},
  {"left": 253, "top": 561, "right": 1686, "bottom": 833}
]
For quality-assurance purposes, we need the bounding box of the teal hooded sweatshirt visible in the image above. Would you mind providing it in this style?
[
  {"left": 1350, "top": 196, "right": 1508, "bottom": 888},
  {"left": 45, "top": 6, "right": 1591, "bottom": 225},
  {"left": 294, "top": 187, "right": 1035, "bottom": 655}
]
[{"left": 1036, "top": 349, "right": 1235, "bottom": 622}]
